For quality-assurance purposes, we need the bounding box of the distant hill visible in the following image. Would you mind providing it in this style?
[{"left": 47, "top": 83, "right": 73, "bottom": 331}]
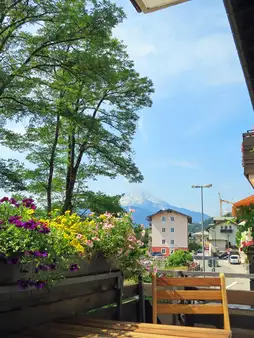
[{"left": 120, "top": 190, "right": 210, "bottom": 227}]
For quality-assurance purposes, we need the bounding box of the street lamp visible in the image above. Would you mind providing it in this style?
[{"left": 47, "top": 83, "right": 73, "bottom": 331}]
[
  {"left": 130, "top": 0, "right": 190, "bottom": 13},
  {"left": 192, "top": 184, "right": 212, "bottom": 271}
]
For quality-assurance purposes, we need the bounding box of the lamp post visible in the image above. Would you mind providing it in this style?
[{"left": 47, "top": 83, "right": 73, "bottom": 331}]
[
  {"left": 192, "top": 184, "right": 212, "bottom": 271},
  {"left": 130, "top": 0, "right": 190, "bottom": 13}
]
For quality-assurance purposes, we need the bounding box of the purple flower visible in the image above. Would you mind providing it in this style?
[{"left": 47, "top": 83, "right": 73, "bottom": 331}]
[
  {"left": 0, "top": 220, "right": 4, "bottom": 225},
  {"left": 33, "top": 251, "right": 48, "bottom": 257},
  {"left": 38, "top": 224, "right": 50, "bottom": 234},
  {"left": 9, "top": 215, "right": 22, "bottom": 224},
  {"left": 23, "top": 220, "right": 37, "bottom": 230},
  {"left": 17, "top": 279, "right": 30, "bottom": 289},
  {"left": 9, "top": 198, "right": 17, "bottom": 205},
  {"left": 34, "top": 280, "right": 46, "bottom": 289},
  {"left": 7, "top": 258, "right": 19, "bottom": 264},
  {"left": 0, "top": 197, "right": 9, "bottom": 203},
  {"left": 69, "top": 263, "right": 80, "bottom": 271},
  {"left": 22, "top": 198, "right": 36, "bottom": 209}
]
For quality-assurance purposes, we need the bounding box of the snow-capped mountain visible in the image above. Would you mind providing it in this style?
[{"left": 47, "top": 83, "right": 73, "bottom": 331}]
[{"left": 120, "top": 190, "right": 210, "bottom": 226}]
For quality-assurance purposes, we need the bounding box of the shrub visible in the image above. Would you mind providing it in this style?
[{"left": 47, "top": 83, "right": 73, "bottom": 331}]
[
  {"left": 188, "top": 242, "right": 202, "bottom": 252},
  {"left": 165, "top": 249, "right": 193, "bottom": 267}
]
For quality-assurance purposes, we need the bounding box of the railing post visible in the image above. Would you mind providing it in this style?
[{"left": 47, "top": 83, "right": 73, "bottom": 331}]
[
  {"left": 116, "top": 273, "right": 123, "bottom": 320},
  {"left": 138, "top": 274, "right": 145, "bottom": 322}
]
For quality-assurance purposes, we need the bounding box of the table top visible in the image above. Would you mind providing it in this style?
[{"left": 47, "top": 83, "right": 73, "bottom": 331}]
[{"left": 9, "top": 318, "right": 232, "bottom": 338}]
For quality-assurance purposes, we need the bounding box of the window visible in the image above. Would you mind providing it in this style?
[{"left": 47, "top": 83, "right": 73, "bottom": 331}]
[
  {"left": 162, "top": 239, "right": 165, "bottom": 244},
  {"left": 170, "top": 239, "right": 174, "bottom": 245},
  {"left": 171, "top": 227, "right": 174, "bottom": 233},
  {"left": 170, "top": 216, "right": 175, "bottom": 223},
  {"left": 229, "top": 225, "right": 232, "bottom": 229},
  {"left": 161, "top": 216, "right": 166, "bottom": 223},
  {"left": 161, "top": 248, "right": 166, "bottom": 254},
  {"left": 162, "top": 228, "right": 166, "bottom": 232}
]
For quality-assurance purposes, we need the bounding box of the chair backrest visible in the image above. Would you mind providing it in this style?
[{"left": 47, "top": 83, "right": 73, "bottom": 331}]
[{"left": 152, "top": 273, "right": 230, "bottom": 331}]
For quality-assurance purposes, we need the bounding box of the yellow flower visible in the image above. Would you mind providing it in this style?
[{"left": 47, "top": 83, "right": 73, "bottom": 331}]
[
  {"left": 65, "top": 210, "right": 71, "bottom": 215},
  {"left": 26, "top": 209, "right": 34, "bottom": 215}
]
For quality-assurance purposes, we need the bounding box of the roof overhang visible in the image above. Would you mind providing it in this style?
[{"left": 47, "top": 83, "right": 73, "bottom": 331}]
[
  {"left": 130, "top": 0, "right": 190, "bottom": 14},
  {"left": 224, "top": 0, "right": 254, "bottom": 109}
]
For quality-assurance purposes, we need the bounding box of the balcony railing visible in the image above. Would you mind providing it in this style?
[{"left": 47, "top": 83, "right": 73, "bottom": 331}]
[{"left": 220, "top": 228, "right": 233, "bottom": 233}]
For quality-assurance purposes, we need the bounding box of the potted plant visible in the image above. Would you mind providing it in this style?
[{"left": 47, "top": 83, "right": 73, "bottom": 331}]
[
  {"left": 236, "top": 204, "right": 254, "bottom": 264},
  {"left": 0, "top": 198, "right": 146, "bottom": 287}
]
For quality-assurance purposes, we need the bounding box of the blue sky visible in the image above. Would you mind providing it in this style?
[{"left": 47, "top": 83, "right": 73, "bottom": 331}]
[
  {"left": 90, "top": 0, "right": 254, "bottom": 215},
  {"left": 1, "top": 0, "right": 254, "bottom": 216}
]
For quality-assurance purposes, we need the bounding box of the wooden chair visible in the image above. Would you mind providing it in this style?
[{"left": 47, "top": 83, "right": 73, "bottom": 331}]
[{"left": 152, "top": 273, "right": 231, "bottom": 332}]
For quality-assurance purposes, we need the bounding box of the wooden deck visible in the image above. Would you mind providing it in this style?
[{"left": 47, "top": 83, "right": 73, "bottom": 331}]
[{"left": 8, "top": 318, "right": 232, "bottom": 338}]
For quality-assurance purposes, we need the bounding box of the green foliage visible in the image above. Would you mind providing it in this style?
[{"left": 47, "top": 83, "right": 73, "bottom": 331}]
[
  {"left": 77, "top": 191, "right": 124, "bottom": 215},
  {"left": 0, "top": 159, "right": 26, "bottom": 192},
  {"left": 165, "top": 250, "right": 193, "bottom": 268},
  {"left": 235, "top": 204, "right": 254, "bottom": 252},
  {"left": 188, "top": 242, "right": 202, "bottom": 252}
]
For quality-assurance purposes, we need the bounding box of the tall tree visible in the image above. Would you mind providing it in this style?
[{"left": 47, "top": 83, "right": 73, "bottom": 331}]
[{"left": 0, "top": 0, "right": 154, "bottom": 213}]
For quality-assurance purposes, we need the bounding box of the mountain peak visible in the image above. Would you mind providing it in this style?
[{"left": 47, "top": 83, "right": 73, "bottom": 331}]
[{"left": 120, "top": 189, "right": 210, "bottom": 226}]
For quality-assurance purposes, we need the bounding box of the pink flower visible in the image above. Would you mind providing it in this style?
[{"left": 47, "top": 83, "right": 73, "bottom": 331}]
[
  {"left": 86, "top": 240, "right": 93, "bottom": 248},
  {"left": 140, "top": 224, "right": 145, "bottom": 229},
  {"left": 103, "top": 223, "right": 114, "bottom": 230},
  {"left": 153, "top": 266, "right": 158, "bottom": 274},
  {"left": 137, "top": 240, "right": 144, "bottom": 246},
  {"left": 104, "top": 212, "right": 111, "bottom": 218},
  {"left": 118, "top": 248, "right": 123, "bottom": 254},
  {"left": 92, "top": 236, "right": 100, "bottom": 241},
  {"left": 129, "top": 208, "right": 135, "bottom": 213},
  {"left": 76, "top": 234, "right": 83, "bottom": 239},
  {"left": 125, "top": 250, "right": 130, "bottom": 256},
  {"left": 146, "top": 266, "right": 150, "bottom": 271},
  {"left": 128, "top": 244, "right": 134, "bottom": 249},
  {"left": 128, "top": 235, "right": 137, "bottom": 242}
]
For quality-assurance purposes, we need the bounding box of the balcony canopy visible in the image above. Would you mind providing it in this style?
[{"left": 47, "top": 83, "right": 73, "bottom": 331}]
[{"left": 224, "top": 0, "right": 254, "bottom": 109}]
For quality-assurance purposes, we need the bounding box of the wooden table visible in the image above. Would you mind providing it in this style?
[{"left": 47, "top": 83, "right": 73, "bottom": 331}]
[{"left": 9, "top": 318, "right": 232, "bottom": 338}]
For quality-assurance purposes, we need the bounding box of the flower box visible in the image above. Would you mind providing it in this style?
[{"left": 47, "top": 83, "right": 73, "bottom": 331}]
[
  {"left": 62, "top": 253, "right": 118, "bottom": 278},
  {"left": 0, "top": 253, "right": 117, "bottom": 286},
  {"left": 0, "top": 254, "right": 33, "bottom": 285}
]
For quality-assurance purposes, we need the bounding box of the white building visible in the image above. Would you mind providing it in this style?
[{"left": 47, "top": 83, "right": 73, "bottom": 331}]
[
  {"left": 207, "top": 217, "right": 238, "bottom": 251},
  {"left": 147, "top": 209, "right": 192, "bottom": 256}
]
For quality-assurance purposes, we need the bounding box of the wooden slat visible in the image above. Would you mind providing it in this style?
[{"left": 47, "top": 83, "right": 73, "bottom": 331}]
[
  {"left": 157, "top": 303, "right": 224, "bottom": 315},
  {"left": 220, "top": 273, "right": 231, "bottom": 331},
  {"left": 157, "top": 290, "right": 222, "bottom": 301},
  {"left": 37, "top": 322, "right": 195, "bottom": 338},
  {"left": 70, "top": 318, "right": 231, "bottom": 338},
  {"left": 80, "top": 319, "right": 230, "bottom": 338},
  {"left": 157, "top": 277, "right": 221, "bottom": 287}
]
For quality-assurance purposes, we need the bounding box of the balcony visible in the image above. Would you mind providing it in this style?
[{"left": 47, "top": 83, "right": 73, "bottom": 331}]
[
  {"left": 220, "top": 228, "right": 233, "bottom": 233},
  {"left": 242, "top": 131, "right": 254, "bottom": 186}
]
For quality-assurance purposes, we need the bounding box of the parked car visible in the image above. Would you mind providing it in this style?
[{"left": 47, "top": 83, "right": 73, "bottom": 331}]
[
  {"left": 219, "top": 252, "right": 229, "bottom": 260},
  {"left": 151, "top": 252, "right": 163, "bottom": 257},
  {"left": 229, "top": 254, "right": 240, "bottom": 264},
  {"left": 195, "top": 249, "right": 203, "bottom": 256}
]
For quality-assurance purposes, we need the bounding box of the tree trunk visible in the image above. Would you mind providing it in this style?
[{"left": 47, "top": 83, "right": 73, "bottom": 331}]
[
  {"left": 47, "top": 113, "right": 60, "bottom": 213},
  {"left": 62, "top": 127, "right": 76, "bottom": 213}
]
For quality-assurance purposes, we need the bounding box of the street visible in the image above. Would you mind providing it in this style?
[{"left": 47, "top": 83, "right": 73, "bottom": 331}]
[{"left": 202, "top": 259, "right": 250, "bottom": 290}]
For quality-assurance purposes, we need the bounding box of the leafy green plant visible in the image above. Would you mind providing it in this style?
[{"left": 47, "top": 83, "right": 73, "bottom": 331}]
[
  {"left": 165, "top": 250, "right": 193, "bottom": 268},
  {"left": 235, "top": 204, "right": 254, "bottom": 253},
  {"left": 188, "top": 242, "right": 202, "bottom": 252}
]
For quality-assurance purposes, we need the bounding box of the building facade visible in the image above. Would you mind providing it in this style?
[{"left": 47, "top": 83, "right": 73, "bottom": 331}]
[
  {"left": 147, "top": 209, "right": 191, "bottom": 256},
  {"left": 207, "top": 217, "right": 238, "bottom": 251}
]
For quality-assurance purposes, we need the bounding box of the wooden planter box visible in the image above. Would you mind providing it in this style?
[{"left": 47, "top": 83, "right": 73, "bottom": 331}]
[
  {"left": 0, "top": 253, "right": 117, "bottom": 285},
  {"left": 0, "top": 254, "right": 33, "bottom": 285}
]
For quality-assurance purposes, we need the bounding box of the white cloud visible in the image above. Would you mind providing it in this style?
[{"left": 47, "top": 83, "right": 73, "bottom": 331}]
[{"left": 114, "top": 2, "right": 244, "bottom": 97}]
